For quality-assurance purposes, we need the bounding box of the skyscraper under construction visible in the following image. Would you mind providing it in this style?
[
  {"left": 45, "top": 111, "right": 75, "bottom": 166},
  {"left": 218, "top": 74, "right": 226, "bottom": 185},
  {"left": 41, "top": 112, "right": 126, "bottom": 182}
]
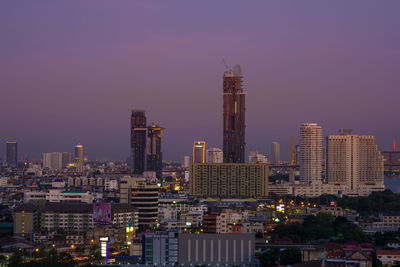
[
  {"left": 223, "top": 64, "right": 246, "bottom": 163},
  {"left": 131, "top": 110, "right": 147, "bottom": 175}
]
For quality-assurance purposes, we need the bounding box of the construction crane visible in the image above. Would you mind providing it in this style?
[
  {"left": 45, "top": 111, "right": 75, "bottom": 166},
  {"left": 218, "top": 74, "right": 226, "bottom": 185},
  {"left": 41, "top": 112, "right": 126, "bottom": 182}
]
[{"left": 222, "top": 58, "right": 232, "bottom": 72}]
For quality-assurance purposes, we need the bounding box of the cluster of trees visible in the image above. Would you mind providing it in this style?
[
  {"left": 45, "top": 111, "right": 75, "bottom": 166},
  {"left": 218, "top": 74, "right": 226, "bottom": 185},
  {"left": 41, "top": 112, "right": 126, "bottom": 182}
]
[
  {"left": 258, "top": 247, "right": 302, "bottom": 267},
  {"left": 337, "top": 190, "right": 400, "bottom": 215},
  {"left": 272, "top": 213, "right": 369, "bottom": 243}
]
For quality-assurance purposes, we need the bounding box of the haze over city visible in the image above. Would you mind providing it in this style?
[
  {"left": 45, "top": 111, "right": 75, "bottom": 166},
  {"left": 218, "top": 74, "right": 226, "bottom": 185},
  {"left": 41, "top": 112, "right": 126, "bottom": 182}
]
[{"left": 1, "top": 1, "right": 400, "bottom": 161}]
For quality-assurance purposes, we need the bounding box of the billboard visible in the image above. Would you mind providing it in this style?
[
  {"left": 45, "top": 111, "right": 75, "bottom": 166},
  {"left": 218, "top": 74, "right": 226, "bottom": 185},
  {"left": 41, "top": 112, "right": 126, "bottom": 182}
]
[{"left": 93, "top": 202, "right": 111, "bottom": 223}]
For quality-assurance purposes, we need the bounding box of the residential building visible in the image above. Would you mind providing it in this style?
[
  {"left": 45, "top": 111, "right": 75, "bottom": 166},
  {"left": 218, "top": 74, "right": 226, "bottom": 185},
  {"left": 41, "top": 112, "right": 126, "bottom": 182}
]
[
  {"left": 223, "top": 64, "right": 246, "bottom": 163},
  {"left": 43, "top": 152, "right": 71, "bottom": 170},
  {"left": 300, "top": 123, "right": 323, "bottom": 184},
  {"left": 6, "top": 141, "right": 17, "bottom": 168},
  {"left": 206, "top": 148, "right": 223, "bottom": 163},
  {"left": 271, "top": 142, "right": 280, "bottom": 165},
  {"left": 326, "top": 129, "right": 384, "bottom": 195},
  {"left": 248, "top": 150, "right": 267, "bottom": 163},
  {"left": 190, "top": 163, "right": 269, "bottom": 198}
]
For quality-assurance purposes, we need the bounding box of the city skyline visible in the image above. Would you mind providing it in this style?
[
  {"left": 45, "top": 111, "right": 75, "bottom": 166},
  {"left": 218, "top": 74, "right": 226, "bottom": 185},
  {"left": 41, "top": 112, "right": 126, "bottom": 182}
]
[{"left": 1, "top": 1, "right": 400, "bottom": 161}]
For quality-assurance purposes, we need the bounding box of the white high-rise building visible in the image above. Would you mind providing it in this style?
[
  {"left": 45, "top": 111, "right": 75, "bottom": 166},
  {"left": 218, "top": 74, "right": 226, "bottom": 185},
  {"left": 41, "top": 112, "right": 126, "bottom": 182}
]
[
  {"left": 300, "top": 123, "right": 323, "bottom": 184},
  {"left": 206, "top": 148, "right": 223, "bottom": 163},
  {"left": 43, "top": 152, "right": 71, "bottom": 170},
  {"left": 326, "top": 129, "right": 384, "bottom": 194},
  {"left": 270, "top": 142, "right": 280, "bottom": 165}
]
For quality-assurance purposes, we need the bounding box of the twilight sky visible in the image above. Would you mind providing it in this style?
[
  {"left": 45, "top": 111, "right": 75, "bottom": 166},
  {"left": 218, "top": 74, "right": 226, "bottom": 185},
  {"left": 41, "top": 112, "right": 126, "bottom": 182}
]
[{"left": 1, "top": 1, "right": 400, "bottom": 162}]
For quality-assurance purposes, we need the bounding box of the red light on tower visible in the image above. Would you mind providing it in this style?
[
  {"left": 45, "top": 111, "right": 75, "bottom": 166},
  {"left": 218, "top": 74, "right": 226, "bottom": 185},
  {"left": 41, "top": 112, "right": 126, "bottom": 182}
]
[{"left": 393, "top": 139, "right": 396, "bottom": 152}]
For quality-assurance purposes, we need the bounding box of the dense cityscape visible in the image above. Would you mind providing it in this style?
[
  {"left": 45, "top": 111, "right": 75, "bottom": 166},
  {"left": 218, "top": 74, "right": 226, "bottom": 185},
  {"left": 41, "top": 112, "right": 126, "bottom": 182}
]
[{"left": 2, "top": 1, "right": 400, "bottom": 267}]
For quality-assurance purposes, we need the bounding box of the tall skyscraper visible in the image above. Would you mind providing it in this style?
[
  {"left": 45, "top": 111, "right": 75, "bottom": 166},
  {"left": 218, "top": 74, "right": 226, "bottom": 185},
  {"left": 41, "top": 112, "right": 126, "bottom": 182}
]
[
  {"left": 206, "top": 148, "right": 223, "bottom": 163},
  {"left": 299, "top": 123, "right": 323, "bottom": 184},
  {"left": 223, "top": 64, "right": 246, "bottom": 163},
  {"left": 6, "top": 141, "right": 17, "bottom": 168},
  {"left": 146, "top": 124, "right": 164, "bottom": 178},
  {"left": 131, "top": 110, "right": 147, "bottom": 176},
  {"left": 43, "top": 152, "right": 71, "bottom": 170},
  {"left": 270, "top": 142, "right": 280, "bottom": 165},
  {"left": 326, "top": 129, "right": 384, "bottom": 192},
  {"left": 74, "top": 144, "right": 84, "bottom": 173},
  {"left": 193, "top": 141, "right": 206, "bottom": 163}
]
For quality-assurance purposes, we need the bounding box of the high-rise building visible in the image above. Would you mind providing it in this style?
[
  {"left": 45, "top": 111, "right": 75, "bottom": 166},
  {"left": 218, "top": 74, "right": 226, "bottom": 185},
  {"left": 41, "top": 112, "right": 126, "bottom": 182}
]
[
  {"left": 271, "top": 142, "right": 280, "bottom": 165},
  {"left": 223, "top": 64, "right": 246, "bottom": 163},
  {"left": 326, "top": 129, "right": 384, "bottom": 193},
  {"left": 248, "top": 150, "right": 268, "bottom": 163},
  {"left": 146, "top": 124, "right": 164, "bottom": 178},
  {"left": 193, "top": 141, "right": 206, "bottom": 163},
  {"left": 182, "top": 156, "right": 191, "bottom": 168},
  {"left": 206, "top": 148, "right": 223, "bottom": 163},
  {"left": 6, "top": 141, "right": 17, "bottom": 168},
  {"left": 131, "top": 110, "right": 147, "bottom": 176},
  {"left": 74, "top": 144, "right": 84, "bottom": 173},
  {"left": 294, "top": 145, "right": 300, "bottom": 165},
  {"left": 299, "top": 123, "right": 323, "bottom": 184},
  {"left": 43, "top": 152, "right": 71, "bottom": 170},
  {"left": 190, "top": 163, "right": 269, "bottom": 198}
]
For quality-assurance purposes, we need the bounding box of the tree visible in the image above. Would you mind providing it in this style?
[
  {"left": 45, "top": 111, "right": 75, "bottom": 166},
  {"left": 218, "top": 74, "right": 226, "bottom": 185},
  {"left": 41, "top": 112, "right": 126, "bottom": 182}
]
[
  {"left": 258, "top": 248, "right": 280, "bottom": 267},
  {"left": 280, "top": 248, "right": 302, "bottom": 266},
  {"left": 337, "top": 222, "right": 369, "bottom": 243},
  {"left": 9, "top": 250, "right": 24, "bottom": 267},
  {"left": 59, "top": 252, "right": 75, "bottom": 265},
  {"left": 44, "top": 249, "right": 58, "bottom": 265}
]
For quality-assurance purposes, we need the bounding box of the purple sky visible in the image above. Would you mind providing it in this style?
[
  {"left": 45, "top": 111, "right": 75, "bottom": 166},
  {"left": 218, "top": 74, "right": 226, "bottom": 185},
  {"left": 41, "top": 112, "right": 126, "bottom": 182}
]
[{"left": 1, "top": 1, "right": 400, "bottom": 162}]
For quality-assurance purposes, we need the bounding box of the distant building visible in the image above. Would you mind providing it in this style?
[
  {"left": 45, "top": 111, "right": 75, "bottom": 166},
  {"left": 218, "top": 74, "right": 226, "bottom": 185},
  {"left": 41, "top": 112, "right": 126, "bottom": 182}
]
[
  {"left": 300, "top": 123, "right": 323, "bottom": 184},
  {"left": 178, "top": 233, "right": 255, "bottom": 266},
  {"left": 382, "top": 151, "right": 400, "bottom": 171},
  {"left": 271, "top": 142, "right": 280, "bottom": 165},
  {"left": 146, "top": 124, "right": 164, "bottom": 178},
  {"left": 193, "top": 141, "right": 206, "bottom": 163},
  {"left": 130, "top": 110, "right": 147, "bottom": 176},
  {"left": 190, "top": 163, "right": 269, "bottom": 198},
  {"left": 206, "top": 148, "right": 223, "bottom": 163},
  {"left": 6, "top": 141, "right": 17, "bottom": 168},
  {"left": 120, "top": 177, "right": 159, "bottom": 230},
  {"left": 43, "top": 152, "right": 71, "bottom": 170},
  {"left": 223, "top": 64, "right": 246, "bottom": 163},
  {"left": 74, "top": 144, "right": 84, "bottom": 173},
  {"left": 183, "top": 156, "right": 191, "bottom": 168},
  {"left": 248, "top": 150, "right": 267, "bottom": 163},
  {"left": 326, "top": 129, "right": 384, "bottom": 195}
]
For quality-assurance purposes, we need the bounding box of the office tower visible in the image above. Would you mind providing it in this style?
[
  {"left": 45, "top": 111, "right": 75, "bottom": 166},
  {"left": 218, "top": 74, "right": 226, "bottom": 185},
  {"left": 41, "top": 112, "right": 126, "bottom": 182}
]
[
  {"left": 326, "top": 129, "right": 384, "bottom": 192},
  {"left": 271, "top": 142, "right": 280, "bottom": 165},
  {"left": 190, "top": 163, "right": 269, "bottom": 198},
  {"left": 6, "top": 141, "right": 17, "bottom": 168},
  {"left": 193, "top": 141, "right": 206, "bottom": 163},
  {"left": 43, "top": 152, "right": 71, "bottom": 170},
  {"left": 248, "top": 150, "right": 267, "bottom": 163},
  {"left": 120, "top": 177, "right": 159, "bottom": 230},
  {"left": 206, "top": 148, "right": 223, "bottom": 163},
  {"left": 299, "top": 123, "right": 323, "bottom": 184},
  {"left": 294, "top": 145, "right": 300, "bottom": 165},
  {"left": 223, "top": 64, "right": 246, "bottom": 163},
  {"left": 182, "top": 156, "right": 191, "bottom": 168},
  {"left": 131, "top": 110, "right": 147, "bottom": 176},
  {"left": 74, "top": 144, "right": 84, "bottom": 173},
  {"left": 146, "top": 124, "right": 164, "bottom": 178}
]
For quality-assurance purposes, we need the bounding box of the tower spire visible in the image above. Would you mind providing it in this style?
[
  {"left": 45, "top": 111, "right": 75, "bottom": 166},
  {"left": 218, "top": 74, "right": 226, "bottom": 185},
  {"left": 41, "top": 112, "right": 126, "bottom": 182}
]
[{"left": 393, "top": 139, "right": 396, "bottom": 152}]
